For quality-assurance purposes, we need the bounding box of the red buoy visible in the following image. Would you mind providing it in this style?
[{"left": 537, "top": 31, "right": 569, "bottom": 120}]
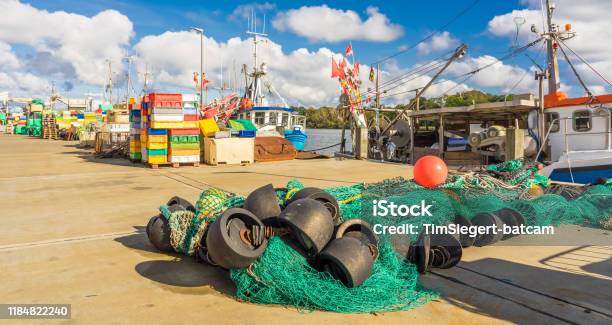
[{"left": 413, "top": 156, "right": 448, "bottom": 188}]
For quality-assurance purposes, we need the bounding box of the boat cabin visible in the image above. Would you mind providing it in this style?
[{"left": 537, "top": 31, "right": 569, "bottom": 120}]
[{"left": 236, "top": 106, "right": 306, "bottom": 132}]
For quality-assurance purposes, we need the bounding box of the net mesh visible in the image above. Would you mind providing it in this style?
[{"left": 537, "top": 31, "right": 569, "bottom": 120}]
[
  {"left": 230, "top": 237, "right": 437, "bottom": 313},
  {"left": 161, "top": 160, "right": 612, "bottom": 313}
]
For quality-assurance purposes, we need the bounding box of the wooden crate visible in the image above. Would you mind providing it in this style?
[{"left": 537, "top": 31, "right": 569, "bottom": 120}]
[{"left": 203, "top": 137, "right": 254, "bottom": 166}]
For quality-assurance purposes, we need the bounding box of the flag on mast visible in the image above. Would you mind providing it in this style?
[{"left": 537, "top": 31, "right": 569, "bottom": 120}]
[
  {"left": 331, "top": 57, "right": 341, "bottom": 78},
  {"left": 202, "top": 72, "right": 209, "bottom": 89},
  {"left": 345, "top": 43, "right": 353, "bottom": 56}
]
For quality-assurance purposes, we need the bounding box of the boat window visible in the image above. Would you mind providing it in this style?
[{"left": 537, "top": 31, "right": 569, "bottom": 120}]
[
  {"left": 572, "top": 110, "right": 591, "bottom": 132},
  {"left": 269, "top": 112, "right": 277, "bottom": 125},
  {"left": 545, "top": 112, "right": 560, "bottom": 133},
  {"left": 254, "top": 112, "right": 265, "bottom": 125},
  {"left": 282, "top": 113, "right": 289, "bottom": 125}
]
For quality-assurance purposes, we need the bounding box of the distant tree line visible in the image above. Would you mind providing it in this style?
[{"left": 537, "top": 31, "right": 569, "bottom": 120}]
[{"left": 294, "top": 90, "right": 513, "bottom": 129}]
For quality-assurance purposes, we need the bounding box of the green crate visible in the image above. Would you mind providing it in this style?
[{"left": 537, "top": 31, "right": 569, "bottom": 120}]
[
  {"left": 169, "top": 142, "right": 200, "bottom": 149},
  {"left": 147, "top": 149, "right": 167, "bottom": 156}
]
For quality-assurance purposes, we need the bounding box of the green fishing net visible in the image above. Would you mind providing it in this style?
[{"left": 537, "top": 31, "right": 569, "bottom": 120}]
[
  {"left": 160, "top": 159, "right": 611, "bottom": 313},
  {"left": 230, "top": 237, "right": 437, "bottom": 313}
]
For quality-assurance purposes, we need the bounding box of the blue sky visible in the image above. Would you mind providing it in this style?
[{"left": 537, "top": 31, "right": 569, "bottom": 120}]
[
  {"left": 26, "top": 0, "right": 520, "bottom": 64},
  {"left": 2, "top": 0, "right": 611, "bottom": 106}
]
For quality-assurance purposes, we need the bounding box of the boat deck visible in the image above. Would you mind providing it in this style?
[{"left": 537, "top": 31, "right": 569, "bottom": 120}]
[{"left": 1, "top": 134, "right": 610, "bottom": 324}]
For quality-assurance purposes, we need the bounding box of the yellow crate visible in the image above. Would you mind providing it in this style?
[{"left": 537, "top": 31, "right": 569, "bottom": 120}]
[
  {"left": 150, "top": 121, "right": 198, "bottom": 129},
  {"left": 198, "top": 118, "right": 219, "bottom": 137},
  {"left": 147, "top": 134, "right": 167, "bottom": 143},
  {"left": 129, "top": 140, "right": 140, "bottom": 147},
  {"left": 148, "top": 155, "right": 167, "bottom": 164},
  {"left": 146, "top": 142, "right": 167, "bottom": 149}
]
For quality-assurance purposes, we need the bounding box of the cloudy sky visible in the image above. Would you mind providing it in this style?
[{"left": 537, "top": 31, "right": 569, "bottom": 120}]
[{"left": 0, "top": 0, "right": 610, "bottom": 106}]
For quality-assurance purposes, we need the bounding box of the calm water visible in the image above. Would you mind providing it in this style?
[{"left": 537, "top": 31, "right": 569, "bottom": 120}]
[{"left": 303, "top": 128, "right": 352, "bottom": 155}]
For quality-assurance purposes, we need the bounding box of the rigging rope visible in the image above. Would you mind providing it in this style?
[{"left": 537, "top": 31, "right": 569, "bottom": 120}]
[
  {"left": 373, "top": 38, "right": 544, "bottom": 102},
  {"left": 370, "top": 0, "right": 482, "bottom": 65},
  {"left": 556, "top": 36, "right": 593, "bottom": 97},
  {"left": 557, "top": 38, "right": 612, "bottom": 87}
]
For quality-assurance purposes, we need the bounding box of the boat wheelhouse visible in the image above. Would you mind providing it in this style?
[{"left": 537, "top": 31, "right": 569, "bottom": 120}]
[{"left": 535, "top": 93, "right": 612, "bottom": 183}]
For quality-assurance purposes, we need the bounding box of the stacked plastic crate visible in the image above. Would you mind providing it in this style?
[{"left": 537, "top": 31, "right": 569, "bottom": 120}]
[
  {"left": 128, "top": 99, "right": 141, "bottom": 161},
  {"left": 168, "top": 128, "right": 200, "bottom": 165},
  {"left": 137, "top": 93, "right": 201, "bottom": 167},
  {"left": 166, "top": 95, "right": 200, "bottom": 165},
  {"left": 140, "top": 95, "right": 149, "bottom": 163},
  {"left": 145, "top": 128, "right": 168, "bottom": 165},
  {"left": 142, "top": 93, "right": 180, "bottom": 166}
]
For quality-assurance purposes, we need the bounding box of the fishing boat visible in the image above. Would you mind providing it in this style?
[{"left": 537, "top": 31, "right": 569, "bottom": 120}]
[
  {"left": 232, "top": 24, "right": 307, "bottom": 151},
  {"left": 533, "top": 93, "right": 612, "bottom": 184},
  {"left": 526, "top": 1, "right": 612, "bottom": 184}
]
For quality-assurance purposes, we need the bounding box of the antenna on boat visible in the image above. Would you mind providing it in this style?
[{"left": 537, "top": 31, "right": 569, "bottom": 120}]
[
  {"left": 104, "top": 59, "right": 113, "bottom": 105},
  {"left": 142, "top": 63, "right": 151, "bottom": 95},
  {"left": 124, "top": 51, "right": 135, "bottom": 105},
  {"left": 534, "top": 0, "right": 575, "bottom": 94},
  {"left": 246, "top": 10, "right": 268, "bottom": 106}
]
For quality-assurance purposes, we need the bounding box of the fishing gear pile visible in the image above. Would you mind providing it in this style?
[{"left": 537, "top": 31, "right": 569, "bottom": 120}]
[{"left": 145, "top": 160, "right": 612, "bottom": 313}]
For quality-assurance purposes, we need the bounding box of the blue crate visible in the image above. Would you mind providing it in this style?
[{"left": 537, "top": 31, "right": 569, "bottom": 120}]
[
  {"left": 148, "top": 128, "right": 167, "bottom": 135},
  {"left": 238, "top": 130, "right": 256, "bottom": 137}
]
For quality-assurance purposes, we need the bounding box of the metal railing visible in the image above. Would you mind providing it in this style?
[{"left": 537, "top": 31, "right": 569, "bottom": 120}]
[{"left": 536, "top": 113, "right": 611, "bottom": 161}]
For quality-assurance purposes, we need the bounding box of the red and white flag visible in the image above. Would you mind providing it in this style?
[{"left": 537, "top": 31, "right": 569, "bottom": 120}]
[
  {"left": 331, "top": 57, "right": 341, "bottom": 78},
  {"left": 345, "top": 43, "right": 353, "bottom": 56}
]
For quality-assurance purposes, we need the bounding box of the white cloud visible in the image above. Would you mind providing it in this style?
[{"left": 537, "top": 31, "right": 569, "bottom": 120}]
[
  {"left": 0, "top": 39, "right": 50, "bottom": 96},
  {"left": 0, "top": 41, "right": 20, "bottom": 69},
  {"left": 376, "top": 60, "right": 471, "bottom": 105},
  {"left": 134, "top": 31, "right": 349, "bottom": 106},
  {"left": 447, "top": 55, "right": 536, "bottom": 93},
  {"left": 0, "top": 72, "right": 50, "bottom": 96},
  {"left": 487, "top": 0, "right": 612, "bottom": 93},
  {"left": 417, "top": 32, "right": 460, "bottom": 55},
  {"left": 0, "top": 0, "right": 133, "bottom": 86},
  {"left": 230, "top": 2, "right": 276, "bottom": 21},
  {"left": 272, "top": 5, "right": 403, "bottom": 43}
]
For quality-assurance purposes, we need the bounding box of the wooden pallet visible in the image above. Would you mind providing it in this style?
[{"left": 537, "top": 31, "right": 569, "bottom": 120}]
[
  {"left": 42, "top": 116, "right": 58, "bottom": 139},
  {"left": 146, "top": 161, "right": 200, "bottom": 169},
  {"left": 42, "top": 128, "right": 58, "bottom": 140}
]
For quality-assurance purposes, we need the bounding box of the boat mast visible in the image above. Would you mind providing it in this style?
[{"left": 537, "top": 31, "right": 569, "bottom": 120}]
[
  {"left": 542, "top": 0, "right": 575, "bottom": 94},
  {"left": 246, "top": 10, "right": 267, "bottom": 106},
  {"left": 105, "top": 60, "right": 113, "bottom": 105},
  {"left": 124, "top": 53, "right": 134, "bottom": 104},
  {"left": 142, "top": 63, "right": 150, "bottom": 95}
]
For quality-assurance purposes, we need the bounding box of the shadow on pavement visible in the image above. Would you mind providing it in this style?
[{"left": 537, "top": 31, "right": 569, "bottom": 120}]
[
  {"left": 114, "top": 229, "right": 236, "bottom": 296},
  {"left": 423, "top": 257, "right": 612, "bottom": 324}
]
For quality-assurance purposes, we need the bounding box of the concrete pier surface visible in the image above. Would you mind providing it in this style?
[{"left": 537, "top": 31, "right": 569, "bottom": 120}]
[{"left": 1, "top": 134, "right": 610, "bottom": 324}]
